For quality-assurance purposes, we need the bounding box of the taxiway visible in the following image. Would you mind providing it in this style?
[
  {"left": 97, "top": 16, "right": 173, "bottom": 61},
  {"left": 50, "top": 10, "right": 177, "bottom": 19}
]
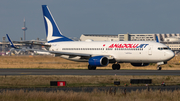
[{"left": 0, "top": 69, "right": 180, "bottom": 75}]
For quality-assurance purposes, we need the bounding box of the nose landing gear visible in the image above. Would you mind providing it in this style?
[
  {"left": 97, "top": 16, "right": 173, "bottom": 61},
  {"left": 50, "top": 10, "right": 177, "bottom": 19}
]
[
  {"left": 156, "top": 62, "right": 167, "bottom": 70},
  {"left": 157, "top": 65, "right": 162, "bottom": 70}
]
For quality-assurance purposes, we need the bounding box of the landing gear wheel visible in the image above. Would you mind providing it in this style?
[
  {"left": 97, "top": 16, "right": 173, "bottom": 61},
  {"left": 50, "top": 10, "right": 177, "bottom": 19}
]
[
  {"left": 92, "top": 66, "right": 96, "bottom": 70},
  {"left": 157, "top": 66, "right": 162, "bottom": 70},
  {"left": 116, "top": 64, "right": 120, "bottom": 70},
  {"left": 88, "top": 65, "right": 96, "bottom": 70},
  {"left": 112, "top": 64, "right": 116, "bottom": 70},
  {"left": 112, "top": 64, "right": 120, "bottom": 70}
]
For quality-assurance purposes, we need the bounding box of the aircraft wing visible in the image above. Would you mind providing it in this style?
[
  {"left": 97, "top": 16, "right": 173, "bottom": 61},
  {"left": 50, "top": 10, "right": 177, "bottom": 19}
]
[
  {"left": 28, "top": 49, "right": 92, "bottom": 57},
  {"left": 6, "top": 34, "right": 51, "bottom": 47},
  {"left": 28, "top": 48, "right": 114, "bottom": 60},
  {"left": 13, "top": 41, "right": 51, "bottom": 47}
]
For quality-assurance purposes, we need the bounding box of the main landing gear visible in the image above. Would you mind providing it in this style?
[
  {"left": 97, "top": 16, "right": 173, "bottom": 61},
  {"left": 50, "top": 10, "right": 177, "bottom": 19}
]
[
  {"left": 88, "top": 65, "right": 96, "bottom": 70},
  {"left": 112, "top": 64, "right": 120, "bottom": 70},
  {"left": 157, "top": 65, "right": 162, "bottom": 70}
]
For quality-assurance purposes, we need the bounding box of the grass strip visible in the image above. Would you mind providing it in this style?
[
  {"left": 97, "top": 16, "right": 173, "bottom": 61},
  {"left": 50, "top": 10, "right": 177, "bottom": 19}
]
[
  {"left": 0, "top": 75, "right": 179, "bottom": 88},
  {"left": 0, "top": 55, "right": 180, "bottom": 70},
  {"left": 0, "top": 89, "right": 179, "bottom": 101}
]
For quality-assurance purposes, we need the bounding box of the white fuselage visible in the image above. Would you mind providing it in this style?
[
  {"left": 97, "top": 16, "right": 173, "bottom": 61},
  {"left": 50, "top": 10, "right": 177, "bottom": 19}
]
[{"left": 46, "top": 41, "right": 175, "bottom": 63}]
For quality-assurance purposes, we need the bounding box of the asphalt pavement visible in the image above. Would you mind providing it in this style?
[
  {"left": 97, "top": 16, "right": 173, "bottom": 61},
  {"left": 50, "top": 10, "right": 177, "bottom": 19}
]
[{"left": 0, "top": 69, "right": 180, "bottom": 75}]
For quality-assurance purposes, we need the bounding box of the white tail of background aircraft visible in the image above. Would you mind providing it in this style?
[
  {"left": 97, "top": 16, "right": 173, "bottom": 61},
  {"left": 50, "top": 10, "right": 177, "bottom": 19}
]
[{"left": 7, "top": 5, "right": 175, "bottom": 70}]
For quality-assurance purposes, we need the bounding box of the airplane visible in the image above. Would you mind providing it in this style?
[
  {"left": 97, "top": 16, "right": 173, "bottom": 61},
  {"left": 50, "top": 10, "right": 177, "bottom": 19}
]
[
  {"left": 6, "top": 34, "right": 30, "bottom": 55},
  {"left": 7, "top": 5, "right": 175, "bottom": 70},
  {"left": 6, "top": 34, "right": 51, "bottom": 55}
]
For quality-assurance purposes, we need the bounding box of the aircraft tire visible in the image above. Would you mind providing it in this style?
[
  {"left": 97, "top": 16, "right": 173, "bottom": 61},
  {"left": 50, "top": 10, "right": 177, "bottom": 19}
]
[
  {"left": 112, "top": 64, "right": 116, "bottom": 70},
  {"left": 92, "top": 66, "right": 96, "bottom": 70},
  {"left": 116, "top": 64, "right": 120, "bottom": 70},
  {"left": 88, "top": 65, "right": 96, "bottom": 70},
  {"left": 157, "top": 66, "right": 162, "bottom": 70},
  {"left": 112, "top": 64, "right": 120, "bottom": 70}
]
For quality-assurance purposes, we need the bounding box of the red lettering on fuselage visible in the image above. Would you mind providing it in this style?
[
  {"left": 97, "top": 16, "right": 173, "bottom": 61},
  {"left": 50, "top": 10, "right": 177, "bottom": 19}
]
[
  {"left": 108, "top": 44, "right": 114, "bottom": 48},
  {"left": 108, "top": 44, "right": 139, "bottom": 48}
]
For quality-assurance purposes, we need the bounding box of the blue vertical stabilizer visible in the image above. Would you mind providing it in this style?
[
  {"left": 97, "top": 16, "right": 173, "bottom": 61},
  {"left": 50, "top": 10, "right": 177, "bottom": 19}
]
[
  {"left": 42, "top": 5, "right": 73, "bottom": 43},
  {"left": 156, "top": 35, "right": 159, "bottom": 42},
  {"left": 6, "top": 34, "right": 18, "bottom": 49}
]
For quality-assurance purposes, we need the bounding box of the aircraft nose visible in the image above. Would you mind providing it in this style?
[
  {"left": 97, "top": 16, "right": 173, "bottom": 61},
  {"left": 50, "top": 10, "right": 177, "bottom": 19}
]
[{"left": 166, "top": 51, "right": 175, "bottom": 60}]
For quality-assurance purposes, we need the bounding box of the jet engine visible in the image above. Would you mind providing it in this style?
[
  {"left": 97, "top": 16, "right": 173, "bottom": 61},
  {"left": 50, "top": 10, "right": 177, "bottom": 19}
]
[
  {"left": 131, "top": 63, "right": 149, "bottom": 67},
  {"left": 88, "top": 56, "right": 109, "bottom": 66}
]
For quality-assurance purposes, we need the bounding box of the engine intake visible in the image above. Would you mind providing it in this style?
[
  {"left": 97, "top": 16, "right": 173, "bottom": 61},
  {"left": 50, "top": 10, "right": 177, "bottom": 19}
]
[
  {"left": 89, "top": 56, "right": 109, "bottom": 66},
  {"left": 131, "top": 63, "right": 149, "bottom": 67}
]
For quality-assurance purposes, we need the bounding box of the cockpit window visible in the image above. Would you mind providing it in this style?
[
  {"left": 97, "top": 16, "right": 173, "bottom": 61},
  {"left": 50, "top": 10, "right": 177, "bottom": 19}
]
[{"left": 158, "top": 47, "right": 170, "bottom": 50}]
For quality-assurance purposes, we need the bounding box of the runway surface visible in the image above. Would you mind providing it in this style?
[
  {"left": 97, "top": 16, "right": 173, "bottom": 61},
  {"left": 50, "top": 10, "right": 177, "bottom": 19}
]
[{"left": 0, "top": 69, "right": 180, "bottom": 75}]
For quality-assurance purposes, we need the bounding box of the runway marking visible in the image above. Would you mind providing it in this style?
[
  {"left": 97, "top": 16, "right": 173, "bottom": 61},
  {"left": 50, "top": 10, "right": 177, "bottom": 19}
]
[{"left": 20, "top": 73, "right": 30, "bottom": 74}]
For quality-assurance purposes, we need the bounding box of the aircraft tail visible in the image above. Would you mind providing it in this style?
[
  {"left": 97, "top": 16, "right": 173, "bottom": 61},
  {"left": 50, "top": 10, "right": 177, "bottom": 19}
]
[
  {"left": 6, "top": 34, "right": 18, "bottom": 49},
  {"left": 156, "top": 35, "right": 159, "bottom": 42},
  {"left": 42, "top": 5, "right": 73, "bottom": 43}
]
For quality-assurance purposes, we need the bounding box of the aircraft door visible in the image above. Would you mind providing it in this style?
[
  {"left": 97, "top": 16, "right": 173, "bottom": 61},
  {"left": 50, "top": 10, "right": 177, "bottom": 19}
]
[
  {"left": 101, "top": 44, "right": 107, "bottom": 53},
  {"left": 101, "top": 48, "right": 107, "bottom": 53},
  {"left": 148, "top": 46, "right": 152, "bottom": 55}
]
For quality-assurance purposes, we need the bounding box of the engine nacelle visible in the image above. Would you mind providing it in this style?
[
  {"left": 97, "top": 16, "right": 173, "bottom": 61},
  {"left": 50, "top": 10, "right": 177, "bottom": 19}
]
[
  {"left": 88, "top": 56, "right": 109, "bottom": 66},
  {"left": 131, "top": 63, "right": 149, "bottom": 67}
]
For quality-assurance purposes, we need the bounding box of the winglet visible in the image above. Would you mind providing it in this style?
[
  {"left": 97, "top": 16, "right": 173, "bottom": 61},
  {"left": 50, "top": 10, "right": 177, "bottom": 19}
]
[
  {"left": 6, "top": 34, "right": 17, "bottom": 49},
  {"left": 156, "top": 35, "right": 159, "bottom": 42},
  {"left": 42, "top": 5, "right": 73, "bottom": 43}
]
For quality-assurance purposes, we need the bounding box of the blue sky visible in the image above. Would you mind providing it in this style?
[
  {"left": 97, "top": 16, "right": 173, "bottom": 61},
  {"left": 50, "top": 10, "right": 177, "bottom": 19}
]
[{"left": 1, "top": 0, "right": 180, "bottom": 41}]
